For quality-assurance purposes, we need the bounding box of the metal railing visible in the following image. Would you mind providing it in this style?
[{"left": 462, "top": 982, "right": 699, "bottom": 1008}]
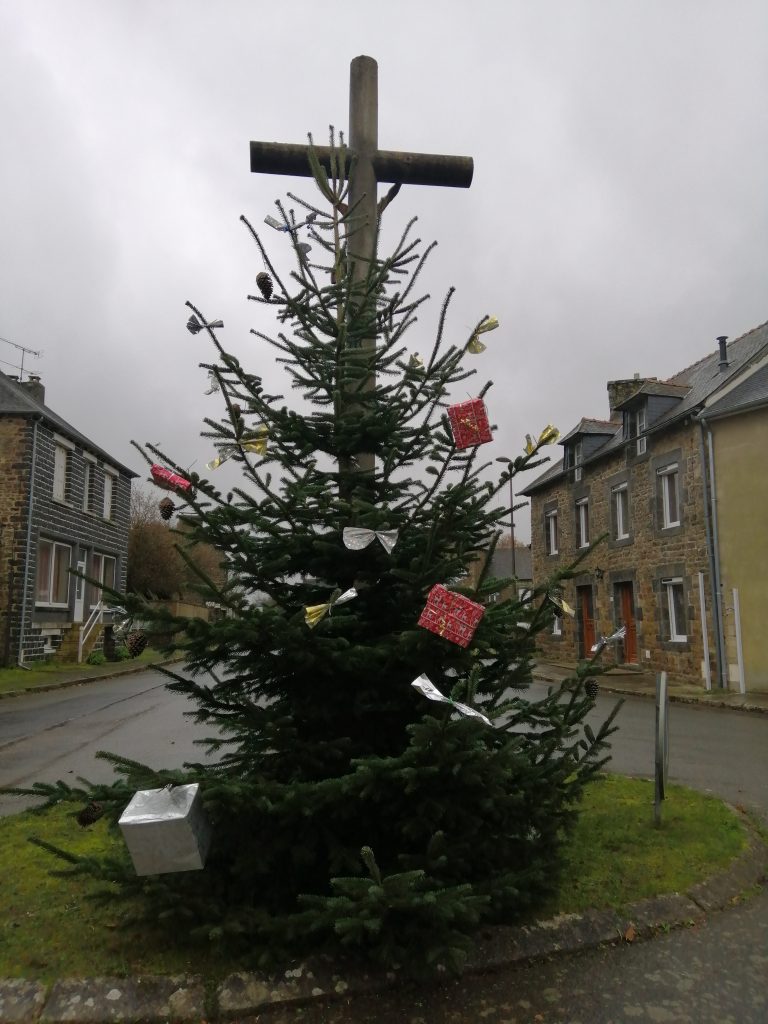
[{"left": 78, "top": 601, "right": 104, "bottom": 663}]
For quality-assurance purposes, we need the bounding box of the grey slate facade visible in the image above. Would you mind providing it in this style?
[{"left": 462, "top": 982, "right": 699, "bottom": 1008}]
[{"left": 0, "top": 372, "right": 137, "bottom": 664}]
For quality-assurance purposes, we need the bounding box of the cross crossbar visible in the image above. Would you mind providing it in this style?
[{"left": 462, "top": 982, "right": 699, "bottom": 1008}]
[{"left": 250, "top": 141, "right": 473, "bottom": 189}]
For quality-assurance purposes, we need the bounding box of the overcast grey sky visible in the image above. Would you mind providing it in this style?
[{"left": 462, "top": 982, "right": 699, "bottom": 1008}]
[{"left": 1, "top": 1, "right": 767, "bottom": 539}]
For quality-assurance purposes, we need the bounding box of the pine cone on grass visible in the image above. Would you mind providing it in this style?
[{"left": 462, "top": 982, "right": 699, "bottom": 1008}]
[{"left": 76, "top": 802, "right": 104, "bottom": 828}]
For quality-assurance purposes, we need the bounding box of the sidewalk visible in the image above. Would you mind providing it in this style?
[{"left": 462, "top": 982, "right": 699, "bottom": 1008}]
[{"left": 533, "top": 660, "right": 768, "bottom": 714}]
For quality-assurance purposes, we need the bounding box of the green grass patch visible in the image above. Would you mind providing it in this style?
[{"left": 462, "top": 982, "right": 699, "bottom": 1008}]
[
  {"left": 543, "top": 774, "right": 748, "bottom": 916},
  {"left": 0, "top": 648, "right": 167, "bottom": 695},
  {"left": 0, "top": 775, "right": 751, "bottom": 983}
]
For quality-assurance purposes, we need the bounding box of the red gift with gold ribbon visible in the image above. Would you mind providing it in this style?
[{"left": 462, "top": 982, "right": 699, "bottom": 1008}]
[
  {"left": 418, "top": 584, "right": 485, "bottom": 648},
  {"left": 447, "top": 398, "right": 492, "bottom": 450}
]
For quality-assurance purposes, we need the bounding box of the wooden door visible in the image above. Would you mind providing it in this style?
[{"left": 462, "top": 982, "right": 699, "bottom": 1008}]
[
  {"left": 616, "top": 582, "right": 638, "bottom": 664},
  {"left": 577, "top": 586, "right": 595, "bottom": 658}
]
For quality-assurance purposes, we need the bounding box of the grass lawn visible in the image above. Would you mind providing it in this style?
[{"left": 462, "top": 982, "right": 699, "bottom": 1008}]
[
  {"left": 0, "top": 648, "right": 167, "bottom": 695},
  {"left": 0, "top": 775, "right": 749, "bottom": 984}
]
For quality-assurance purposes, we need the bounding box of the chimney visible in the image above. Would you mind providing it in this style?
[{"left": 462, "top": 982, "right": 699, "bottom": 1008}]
[
  {"left": 20, "top": 374, "right": 45, "bottom": 404},
  {"left": 607, "top": 377, "right": 652, "bottom": 419},
  {"left": 717, "top": 336, "right": 729, "bottom": 372}
]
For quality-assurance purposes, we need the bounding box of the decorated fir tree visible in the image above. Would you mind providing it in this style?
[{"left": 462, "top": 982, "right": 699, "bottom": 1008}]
[{"left": 7, "top": 135, "right": 618, "bottom": 973}]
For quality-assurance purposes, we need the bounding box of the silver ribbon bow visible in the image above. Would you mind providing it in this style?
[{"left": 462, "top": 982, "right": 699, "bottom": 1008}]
[
  {"left": 187, "top": 315, "right": 224, "bottom": 335},
  {"left": 411, "top": 673, "right": 492, "bottom": 727},
  {"left": 591, "top": 624, "right": 627, "bottom": 654},
  {"left": 342, "top": 526, "right": 399, "bottom": 555}
]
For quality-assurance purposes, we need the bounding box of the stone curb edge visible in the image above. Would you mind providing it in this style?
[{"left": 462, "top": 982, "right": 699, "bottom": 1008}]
[
  {"left": 1, "top": 818, "right": 765, "bottom": 1024},
  {"left": 534, "top": 671, "right": 768, "bottom": 716}
]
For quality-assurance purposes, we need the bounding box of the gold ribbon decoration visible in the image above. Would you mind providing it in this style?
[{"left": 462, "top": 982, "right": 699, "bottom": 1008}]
[
  {"left": 466, "top": 316, "right": 499, "bottom": 354},
  {"left": 206, "top": 427, "right": 269, "bottom": 470},
  {"left": 549, "top": 591, "right": 576, "bottom": 618},
  {"left": 525, "top": 424, "right": 560, "bottom": 455},
  {"left": 305, "top": 587, "right": 358, "bottom": 628},
  {"left": 342, "top": 527, "right": 399, "bottom": 555},
  {"left": 408, "top": 353, "right": 424, "bottom": 370}
]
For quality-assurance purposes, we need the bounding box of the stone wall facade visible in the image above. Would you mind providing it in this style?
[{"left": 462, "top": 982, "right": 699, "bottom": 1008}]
[
  {"left": 0, "top": 417, "right": 32, "bottom": 666},
  {"left": 528, "top": 419, "right": 718, "bottom": 687}
]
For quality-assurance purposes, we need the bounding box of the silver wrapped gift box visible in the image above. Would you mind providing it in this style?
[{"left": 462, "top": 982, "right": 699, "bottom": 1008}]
[{"left": 119, "top": 783, "right": 212, "bottom": 876}]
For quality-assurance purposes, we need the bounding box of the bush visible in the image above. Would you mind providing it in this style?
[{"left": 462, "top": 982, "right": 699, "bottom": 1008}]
[
  {"left": 86, "top": 651, "right": 107, "bottom": 666},
  {"left": 113, "top": 646, "right": 132, "bottom": 662}
]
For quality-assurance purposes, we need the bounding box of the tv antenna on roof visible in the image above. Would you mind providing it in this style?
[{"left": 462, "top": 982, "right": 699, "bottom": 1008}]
[{"left": 0, "top": 336, "right": 42, "bottom": 382}]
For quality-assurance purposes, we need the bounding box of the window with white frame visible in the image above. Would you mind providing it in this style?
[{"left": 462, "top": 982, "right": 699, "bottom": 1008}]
[
  {"left": 103, "top": 471, "right": 116, "bottom": 520},
  {"left": 635, "top": 406, "right": 647, "bottom": 456},
  {"left": 82, "top": 459, "right": 94, "bottom": 512},
  {"left": 88, "top": 552, "right": 117, "bottom": 606},
  {"left": 658, "top": 464, "right": 680, "bottom": 528},
  {"left": 36, "top": 539, "right": 72, "bottom": 605},
  {"left": 576, "top": 497, "right": 590, "bottom": 548},
  {"left": 612, "top": 483, "right": 629, "bottom": 540},
  {"left": 574, "top": 440, "right": 583, "bottom": 482},
  {"left": 552, "top": 613, "right": 563, "bottom": 636},
  {"left": 53, "top": 444, "right": 69, "bottom": 502},
  {"left": 545, "top": 509, "right": 559, "bottom": 555},
  {"left": 662, "top": 577, "right": 687, "bottom": 641}
]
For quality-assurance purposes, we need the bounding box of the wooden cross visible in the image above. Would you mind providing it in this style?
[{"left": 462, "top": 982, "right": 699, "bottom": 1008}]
[{"left": 249, "top": 55, "right": 474, "bottom": 473}]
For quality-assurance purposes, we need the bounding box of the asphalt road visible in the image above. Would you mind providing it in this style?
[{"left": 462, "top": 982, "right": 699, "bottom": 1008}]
[{"left": 1, "top": 671, "right": 766, "bottom": 819}]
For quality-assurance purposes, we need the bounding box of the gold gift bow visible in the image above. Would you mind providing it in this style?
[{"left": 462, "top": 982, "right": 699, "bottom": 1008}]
[
  {"left": 305, "top": 587, "right": 358, "bottom": 628},
  {"left": 206, "top": 428, "right": 269, "bottom": 470},
  {"left": 524, "top": 424, "right": 560, "bottom": 456},
  {"left": 466, "top": 316, "right": 499, "bottom": 354}
]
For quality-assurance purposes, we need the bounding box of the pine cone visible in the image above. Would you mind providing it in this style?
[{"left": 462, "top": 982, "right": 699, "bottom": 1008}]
[
  {"left": 126, "top": 631, "right": 148, "bottom": 658},
  {"left": 585, "top": 678, "right": 599, "bottom": 700},
  {"left": 158, "top": 497, "right": 175, "bottom": 521},
  {"left": 76, "top": 801, "right": 104, "bottom": 828},
  {"left": 256, "top": 272, "right": 273, "bottom": 300}
]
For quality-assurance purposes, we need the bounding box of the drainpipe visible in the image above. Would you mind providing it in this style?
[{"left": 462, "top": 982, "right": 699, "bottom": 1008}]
[
  {"left": 697, "top": 415, "right": 727, "bottom": 688},
  {"left": 17, "top": 416, "right": 41, "bottom": 666}
]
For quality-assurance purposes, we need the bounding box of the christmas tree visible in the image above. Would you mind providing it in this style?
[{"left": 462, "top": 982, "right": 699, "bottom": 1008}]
[{"left": 8, "top": 134, "right": 618, "bottom": 974}]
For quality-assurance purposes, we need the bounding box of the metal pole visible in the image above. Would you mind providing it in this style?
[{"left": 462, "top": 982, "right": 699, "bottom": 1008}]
[
  {"left": 733, "top": 588, "right": 746, "bottom": 695},
  {"left": 509, "top": 474, "right": 516, "bottom": 578},
  {"left": 698, "top": 571, "right": 711, "bottom": 690},
  {"left": 348, "top": 55, "right": 378, "bottom": 477}
]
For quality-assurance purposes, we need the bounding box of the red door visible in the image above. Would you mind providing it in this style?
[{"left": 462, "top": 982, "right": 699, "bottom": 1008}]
[
  {"left": 577, "top": 586, "right": 595, "bottom": 658},
  {"left": 616, "top": 582, "right": 638, "bottom": 664}
]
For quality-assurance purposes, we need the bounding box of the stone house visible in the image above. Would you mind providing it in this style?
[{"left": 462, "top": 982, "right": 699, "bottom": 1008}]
[
  {"left": 520, "top": 322, "right": 768, "bottom": 691},
  {"left": 0, "top": 372, "right": 137, "bottom": 665}
]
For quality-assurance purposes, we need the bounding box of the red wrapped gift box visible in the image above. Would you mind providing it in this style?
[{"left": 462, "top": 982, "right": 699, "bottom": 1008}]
[
  {"left": 418, "top": 584, "right": 485, "bottom": 648},
  {"left": 447, "top": 398, "right": 492, "bottom": 450},
  {"left": 150, "top": 464, "right": 193, "bottom": 495}
]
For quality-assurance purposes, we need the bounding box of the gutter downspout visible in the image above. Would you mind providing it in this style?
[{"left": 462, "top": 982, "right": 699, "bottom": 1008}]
[
  {"left": 698, "top": 415, "right": 727, "bottom": 688},
  {"left": 17, "top": 416, "right": 41, "bottom": 666}
]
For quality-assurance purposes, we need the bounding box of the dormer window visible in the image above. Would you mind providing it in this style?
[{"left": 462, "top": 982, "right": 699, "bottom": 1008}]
[
  {"left": 573, "top": 440, "right": 583, "bottom": 482},
  {"left": 625, "top": 404, "right": 647, "bottom": 456}
]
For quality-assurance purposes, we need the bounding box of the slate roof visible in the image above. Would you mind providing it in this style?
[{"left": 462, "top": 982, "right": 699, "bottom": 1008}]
[
  {"left": 0, "top": 372, "right": 138, "bottom": 477},
  {"left": 520, "top": 320, "right": 768, "bottom": 496},
  {"left": 704, "top": 359, "right": 768, "bottom": 420},
  {"left": 558, "top": 417, "right": 617, "bottom": 444},
  {"left": 487, "top": 545, "right": 532, "bottom": 581}
]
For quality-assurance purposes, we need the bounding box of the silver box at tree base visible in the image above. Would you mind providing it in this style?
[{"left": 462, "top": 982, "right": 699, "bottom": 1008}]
[{"left": 119, "top": 783, "right": 212, "bottom": 876}]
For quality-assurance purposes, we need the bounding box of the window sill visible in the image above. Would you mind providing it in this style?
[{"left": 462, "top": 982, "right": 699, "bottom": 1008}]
[{"left": 35, "top": 602, "right": 69, "bottom": 609}]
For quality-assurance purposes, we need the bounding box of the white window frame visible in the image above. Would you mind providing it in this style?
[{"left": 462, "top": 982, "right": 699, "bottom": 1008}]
[
  {"left": 35, "top": 539, "right": 72, "bottom": 606},
  {"left": 103, "top": 471, "right": 116, "bottom": 520},
  {"left": 552, "top": 613, "right": 563, "bottom": 636},
  {"left": 663, "top": 577, "right": 687, "bottom": 641},
  {"left": 545, "top": 510, "right": 559, "bottom": 555},
  {"left": 635, "top": 407, "right": 647, "bottom": 456},
  {"left": 53, "top": 444, "right": 69, "bottom": 502},
  {"left": 576, "top": 497, "right": 590, "bottom": 548},
  {"left": 88, "top": 552, "right": 117, "bottom": 607},
  {"left": 658, "top": 464, "right": 680, "bottom": 528},
  {"left": 612, "top": 483, "right": 629, "bottom": 540},
  {"left": 573, "top": 440, "right": 583, "bottom": 482}
]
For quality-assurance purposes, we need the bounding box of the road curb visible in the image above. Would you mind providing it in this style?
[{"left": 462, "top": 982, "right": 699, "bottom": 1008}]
[{"left": 1, "top": 815, "right": 765, "bottom": 1023}]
